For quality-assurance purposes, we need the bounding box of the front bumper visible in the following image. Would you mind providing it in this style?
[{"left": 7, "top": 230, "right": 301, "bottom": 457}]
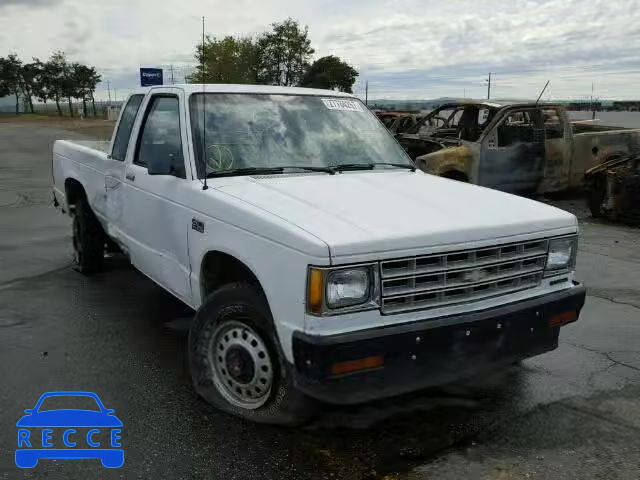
[{"left": 291, "top": 283, "right": 586, "bottom": 405}]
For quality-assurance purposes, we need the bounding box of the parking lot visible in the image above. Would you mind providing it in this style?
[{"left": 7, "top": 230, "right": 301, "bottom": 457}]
[{"left": 1, "top": 119, "right": 639, "bottom": 479}]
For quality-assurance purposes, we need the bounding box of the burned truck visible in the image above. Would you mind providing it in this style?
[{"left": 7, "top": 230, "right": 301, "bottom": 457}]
[{"left": 398, "top": 100, "right": 640, "bottom": 201}]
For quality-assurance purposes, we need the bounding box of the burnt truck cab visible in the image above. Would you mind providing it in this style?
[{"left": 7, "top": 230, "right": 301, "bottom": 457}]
[{"left": 398, "top": 100, "right": 640, "bottom": 195}]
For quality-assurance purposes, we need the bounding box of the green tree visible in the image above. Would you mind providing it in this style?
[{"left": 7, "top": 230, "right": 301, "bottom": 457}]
[
  {"left": 299, "top": 55, "right": 359, "bottom": 93},
  {"left": 19, "top": 61, "right": 39, "bottom": 113},
  {"left": 187, "top": 35, "right": 259, "bottom": 84},
  {"left": 257, "top": 18, "right": 314, "bottom": 86},
  {"left": 45, "top": 51, "right": 68, "bottom": 116},
  {"left": 71, "top": 63, "right": 101, "bottom": 117},
  {"left": 0, "top": 54, "right": 23, "bottom": 114}
]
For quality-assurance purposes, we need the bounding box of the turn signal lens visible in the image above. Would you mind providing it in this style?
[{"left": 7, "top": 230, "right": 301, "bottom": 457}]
[
  {"left": 307, "top": 268, "right": 325, "bottom": 314},
  {"left": 330, "top": 356, "right": 384, "bottom": 376},
  {"left": 549, "top": 310, "right": 577, "bottom": 327}
]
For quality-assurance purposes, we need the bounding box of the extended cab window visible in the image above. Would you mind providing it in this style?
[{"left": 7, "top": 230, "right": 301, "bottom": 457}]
[
  {"left": 135, "top": 96, "right": 185, "bottom": 178},
  {"left": 542, "top": 108, "right": 564, "bottom": 140},
  {"left": 111, "top": 95, "right": 143, "bottom": 161},
  {"left": 497, "top": 110, "right": 544, "bottom": 147}
]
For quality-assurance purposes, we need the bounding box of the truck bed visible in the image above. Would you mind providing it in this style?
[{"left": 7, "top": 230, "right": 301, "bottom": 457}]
[{"left": 52, "top": 139, "right": 112, "bottom": 217}]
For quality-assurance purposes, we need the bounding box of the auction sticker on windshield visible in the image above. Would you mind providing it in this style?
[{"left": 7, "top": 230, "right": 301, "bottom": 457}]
[{"left": 321, "top": 98, "right": 363, "bottom": 112}]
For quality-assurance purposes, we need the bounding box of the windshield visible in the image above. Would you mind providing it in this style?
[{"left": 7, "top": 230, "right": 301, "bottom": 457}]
[{"left": 189, "top": 93, "right": 411, "bottom": 177}]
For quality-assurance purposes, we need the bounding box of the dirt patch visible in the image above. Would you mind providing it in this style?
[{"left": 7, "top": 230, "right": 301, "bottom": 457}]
[{"left": 0, "top": 114, "right": 115, "bottom": 140}]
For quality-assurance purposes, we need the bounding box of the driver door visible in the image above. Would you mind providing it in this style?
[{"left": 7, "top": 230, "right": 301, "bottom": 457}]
[
  {"left": 479, "top": 109, "right": 545, "bottom": 193},
  {"left": 119, "top": 91, "right": 194, "bottom": 305}
]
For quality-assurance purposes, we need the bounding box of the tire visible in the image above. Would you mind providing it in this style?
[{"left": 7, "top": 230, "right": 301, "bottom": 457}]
[
  {"left": 72, "top": 197, "right": 105, "bottom": 274},
  {"left": 189, "top": 282, "right": 317, "bottom": 425},
  {"left": 587, "top": 174, "right": 606, "bottom": 218}
]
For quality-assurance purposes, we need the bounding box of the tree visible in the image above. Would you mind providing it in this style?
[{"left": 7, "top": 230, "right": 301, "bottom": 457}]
[
  {"left": 46, "top": 51, "right": 67, "bottom": 116},
  {"left": 0, "top": 54, "right": 23, "bottom": 114},
  {"left": 187, "top": 35, "right": 259, "bottom": 84},
  {"left": 299, "top": 56, "right": 359, "bottom": 93},
  {"left": 30, "top": 59, "right": 50, "bottom": 105},
  {"left": 257, "top": 18, "right": 314, "bottom": 86},
  {"left": 19, "top": 61, "right": 39, "bottom": 113}
]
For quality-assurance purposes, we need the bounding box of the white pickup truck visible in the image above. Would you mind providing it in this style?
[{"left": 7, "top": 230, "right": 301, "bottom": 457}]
[{"left": 52, "top": 84, "right": 586, "bottom": 425}]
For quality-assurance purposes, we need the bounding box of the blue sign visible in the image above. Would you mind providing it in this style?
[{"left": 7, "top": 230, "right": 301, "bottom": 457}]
[
  {"left": 15, "top": 391, "right": 124, "bottom": 468},
  {"left": 140, "top": 67, "right": 163, "bottom": 87}
]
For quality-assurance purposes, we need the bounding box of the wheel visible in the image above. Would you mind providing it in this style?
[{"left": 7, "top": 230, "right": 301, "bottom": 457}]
[
  {"left": 587, "top": 174, "right": 606, "bottom": 218},
  {"left": 72, "top": 197, "right": 105, "bottom": 274},
  {"left": 189, "top": 282, "right": 317, "bottom": 425}
]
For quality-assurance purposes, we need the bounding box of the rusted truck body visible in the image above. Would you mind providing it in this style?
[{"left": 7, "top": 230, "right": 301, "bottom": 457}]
[{"left": 397, "top": 100, "right": 640, "bottom": 194}]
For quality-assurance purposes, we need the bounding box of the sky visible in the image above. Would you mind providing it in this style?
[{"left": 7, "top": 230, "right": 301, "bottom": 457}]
[{"left": 1, "top": 0, "right": 639, "bottom": 101}]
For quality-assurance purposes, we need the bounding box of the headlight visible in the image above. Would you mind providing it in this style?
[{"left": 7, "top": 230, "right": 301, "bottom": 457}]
[
  {"left": 307, "top": 265, "right": 378, "bottom": 315},
  {"left": 545, "top": 236, "right": 577, "bottom": 274}
]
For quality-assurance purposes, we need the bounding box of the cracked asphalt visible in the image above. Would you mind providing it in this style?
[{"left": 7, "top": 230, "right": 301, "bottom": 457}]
[{"left": 0, "top": 119, "right": 639, "bottom": 479}]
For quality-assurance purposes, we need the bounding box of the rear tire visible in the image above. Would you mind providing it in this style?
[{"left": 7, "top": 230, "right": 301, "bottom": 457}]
[
  {"left": 72, "top": 197, "right": 105, "bottom": 274},
  {"left": 189, "top": 282, "right": 317, "bottom": 425}
]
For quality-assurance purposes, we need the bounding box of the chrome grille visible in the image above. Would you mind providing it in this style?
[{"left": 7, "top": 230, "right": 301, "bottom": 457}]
[{"left": 380, "top": 239, "right": 549, "bottom": 314}]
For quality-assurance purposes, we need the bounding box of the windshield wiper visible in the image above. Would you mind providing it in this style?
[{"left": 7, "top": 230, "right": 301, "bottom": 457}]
[
  {"left": 371, "top": 162, "right": 416, "bottom": 171},
  {"left": 332, "top": 162, "right": 416, "bottom": 172},
  {"left": 207, "top": 165, "right": 335, "bottom": 178}
]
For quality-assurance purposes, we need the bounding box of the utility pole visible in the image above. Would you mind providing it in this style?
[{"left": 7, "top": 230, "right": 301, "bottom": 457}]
[
  {"left": 365, "top": 81, "right": 368, "bottom": 106},
  {"left": 170, "top": 65, "right": 175, "bottom": 85},
  {"left": 486, "top": 72, "right": 493, "bottom": 99},
  {"left": 106, "top": 80, "right": 111, "bottom": 107},
  {"left": 591, "top": 82, "right": 596, "bottom": 120}
]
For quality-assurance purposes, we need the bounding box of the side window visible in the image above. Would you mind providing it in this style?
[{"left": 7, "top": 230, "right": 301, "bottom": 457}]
[
  {"left": 542, "top": 108, "right": 564, "bottom": 140},
  {"left": 111, "top": 95, "right": 144, "bottom": 161},
  {"left": 497, "top": 110, "right": 544, "bottom": 147},
  {"left": 134, "top": 96, "right": 185, "bottom": 178}
]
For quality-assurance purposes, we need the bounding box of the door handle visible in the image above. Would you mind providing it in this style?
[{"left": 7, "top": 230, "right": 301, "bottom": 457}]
[
  {"left": 125, "top": 172, "right": 136, "bottom": 182},
  {"left": 105, "top": 176, "right": 121, "bottom": 190}
]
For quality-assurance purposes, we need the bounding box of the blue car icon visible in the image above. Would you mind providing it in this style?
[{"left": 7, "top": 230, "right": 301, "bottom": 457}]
[{"left": 15, "top": 391, "right": 123, "bottom": 468}]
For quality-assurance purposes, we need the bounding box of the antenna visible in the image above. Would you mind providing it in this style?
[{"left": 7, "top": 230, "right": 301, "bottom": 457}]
[
  {"left": 535, "top": 80, "right": 550, "bottom": 105},
  {"left": 201, "top": 16, "right": 208, "bottom": 190}
]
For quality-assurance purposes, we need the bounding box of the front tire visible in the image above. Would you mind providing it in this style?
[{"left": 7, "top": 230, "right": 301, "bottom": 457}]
[
  {"left": 189, "top": 282, "right": 317, "bottom": 425},
  {"left": 71, "top": 197, "right": 105, "bottom": 274}
]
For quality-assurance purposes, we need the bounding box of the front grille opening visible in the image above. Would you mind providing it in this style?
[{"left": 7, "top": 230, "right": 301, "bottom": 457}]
[
  {"left": 524, "top": 241, "right": 547, "bottom": 252},
  {"left": 383, "top": 260, "right": 410, "bottom": 272},
  {"left": 413, "top": 292, "right": 439, "bottom": 303},
  {"left": 523, "top": 258, "right": 540, "bottom": 268},
  {"left": 473, "top": 283, "right": 492, "bottom": 292},
  {"left": 416, "top": 256, "right": 442, "bottom": 268},
  {"left": 447, "top": 253, "right": 469, "bottom": 264},
  {"left": 501, "top": 245, "right": 518, "bottom": 256},
  {"left": 476, "top": 248, "right": 499, "bottom": 260},
  {"left": 444, "top": 288, "right": 466, "bottom": 298},
  {"left": 498, "top": 263, "right": 517, "bottom": 273},
  {"left": 415, "top": 274, "right": 441, "bottom": 288}
]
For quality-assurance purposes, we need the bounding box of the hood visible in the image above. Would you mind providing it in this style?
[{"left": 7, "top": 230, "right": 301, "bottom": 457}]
[
  {"left": 216, "top": 171, "right": 577, "bottom": 259},
  {"left": 16, "top": 410, "right": 123, "bottom": 427}
]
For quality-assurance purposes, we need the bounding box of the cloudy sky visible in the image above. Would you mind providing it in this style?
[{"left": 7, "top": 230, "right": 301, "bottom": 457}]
[{"left": 1, "top": 0, "right": 639, "bottom": 101}]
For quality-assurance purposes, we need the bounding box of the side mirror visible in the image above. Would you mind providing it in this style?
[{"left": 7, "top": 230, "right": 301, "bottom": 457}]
[
  {"left": 24, "top": 409, "right": 33, "bottom": 414},
  {"left": 147, "top": 154, "right": 174, "bottom": 176},
  {"left": 105, "top": 409, "right": 115, "bottom": 414}
]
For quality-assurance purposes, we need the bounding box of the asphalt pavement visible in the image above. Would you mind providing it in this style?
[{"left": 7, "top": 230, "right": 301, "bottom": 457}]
[{"left": 0, "top": 119, "right": 639, "bottom": 479}]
